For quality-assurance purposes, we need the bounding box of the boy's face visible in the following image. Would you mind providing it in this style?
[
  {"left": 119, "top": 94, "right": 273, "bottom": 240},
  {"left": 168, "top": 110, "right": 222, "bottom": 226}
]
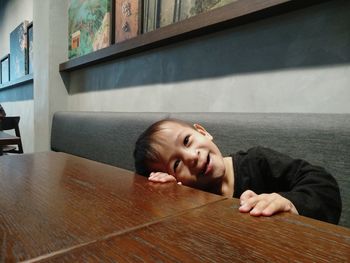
[{"left": 149, "top": 122, "right": 227, "bottom": 190}]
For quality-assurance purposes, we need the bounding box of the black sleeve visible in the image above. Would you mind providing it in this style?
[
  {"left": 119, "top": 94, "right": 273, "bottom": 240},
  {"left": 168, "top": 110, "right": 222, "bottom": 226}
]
[{"left": 236, "top": 146, "right": 342, "bottom": 224}]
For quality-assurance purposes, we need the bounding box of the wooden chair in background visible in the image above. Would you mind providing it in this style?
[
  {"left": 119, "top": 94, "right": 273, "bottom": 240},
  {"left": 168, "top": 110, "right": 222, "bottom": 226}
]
[{"left": 0, "top": 116, "right": 24, "bottom": 155}]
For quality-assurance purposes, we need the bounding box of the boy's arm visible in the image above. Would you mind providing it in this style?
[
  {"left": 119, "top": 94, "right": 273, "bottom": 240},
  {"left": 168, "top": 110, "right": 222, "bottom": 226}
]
[{"left": 237, "top": 147, "right": 342, "bottom": 224}]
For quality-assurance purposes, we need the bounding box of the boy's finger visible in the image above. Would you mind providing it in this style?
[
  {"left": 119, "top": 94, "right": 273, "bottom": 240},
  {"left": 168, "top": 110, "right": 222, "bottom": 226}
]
[
  {"left": 260, "top": 195, "right": 293, "bottom": 216},
  {"left": 149, "top": 172, "right": 165, "bottom": 178},
  {"left": 239, "top": 193, "right": 269, "bottom": 212},
  {"left": 149, "top": 176, "right": 163, "bottom": 182},
  {"left": 149, "top": 176, "right": 175, "bottom": 182},
  {"left": 240, "top": 190, "right": 258, "bottom": 205},
  {"left": 239, "top": 197, "right": 259, "bottom": 212},
  {"left": 249, "top": 200, "right": 269, "bottom": 216},
  {"left": 149, "top": 172, "right": 177, "bottom": 183},
  {"left": 260, "top": 201, "right": 281, "bottom": 216}
]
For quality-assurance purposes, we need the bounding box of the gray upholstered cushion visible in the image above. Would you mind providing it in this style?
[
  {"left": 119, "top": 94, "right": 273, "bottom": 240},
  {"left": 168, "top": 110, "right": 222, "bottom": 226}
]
[
  {"left": 51, "top": 111, "right": 350, "bottom": 228},
  {"left": 51, "top": 112, "right": 169, "bottom": 171}
]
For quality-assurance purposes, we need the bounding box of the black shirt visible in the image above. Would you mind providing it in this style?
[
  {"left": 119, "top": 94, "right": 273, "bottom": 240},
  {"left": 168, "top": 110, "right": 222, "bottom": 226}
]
[{"left": 232, "top": 146, "right": 341, "bottom": 224}]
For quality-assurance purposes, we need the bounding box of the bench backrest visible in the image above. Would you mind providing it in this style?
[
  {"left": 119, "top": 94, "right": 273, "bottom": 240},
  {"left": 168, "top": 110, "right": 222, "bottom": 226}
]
[{"left": 51, "top": 111, "right": 350, "bottom": 227}]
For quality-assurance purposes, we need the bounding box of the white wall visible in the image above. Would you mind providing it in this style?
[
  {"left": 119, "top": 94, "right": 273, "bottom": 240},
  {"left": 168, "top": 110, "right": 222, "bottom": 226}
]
[
  {"left": 33, "top": 0, "right": 68, "bottom": 152},
  {"left": 67, "top": 65, "right": 349, "bottom": 113},
  {"left": 66, "top": 0, "right": 350, "bottom": 113},
  {"left": 1, "top": 0, "right": 350, "bottom": 152},
  {"left": 0, "top": 0, "right": 34, "bottom": 153},
  {"left": 0, "top": 0, "right": 33, "bottom": 52}
]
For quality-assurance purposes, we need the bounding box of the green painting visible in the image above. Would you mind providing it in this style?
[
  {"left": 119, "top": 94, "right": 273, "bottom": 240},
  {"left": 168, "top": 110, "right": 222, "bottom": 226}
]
[{"left": 68, "top": 0, "right": 112, "bottom": 59}]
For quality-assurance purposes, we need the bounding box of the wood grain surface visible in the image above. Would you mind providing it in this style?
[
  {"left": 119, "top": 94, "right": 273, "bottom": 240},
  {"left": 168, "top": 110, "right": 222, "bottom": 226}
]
[
  {"left": 0, "top": 152, "right": 224, "bottom": 262},
  {"left": 42, "top": 199, "right": 350, "bottom": 262}
]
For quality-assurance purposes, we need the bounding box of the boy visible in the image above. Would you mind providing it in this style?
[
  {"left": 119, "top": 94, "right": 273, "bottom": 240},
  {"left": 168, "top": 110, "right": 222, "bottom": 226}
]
[{"left": 133, "top": 118, "right": 341, "bottom": 224}]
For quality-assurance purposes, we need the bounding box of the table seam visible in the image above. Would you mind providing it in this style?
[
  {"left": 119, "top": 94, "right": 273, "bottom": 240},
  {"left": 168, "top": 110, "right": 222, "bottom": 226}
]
[{"left": 21, "top": 197, "right": 229, "bottom": 263}]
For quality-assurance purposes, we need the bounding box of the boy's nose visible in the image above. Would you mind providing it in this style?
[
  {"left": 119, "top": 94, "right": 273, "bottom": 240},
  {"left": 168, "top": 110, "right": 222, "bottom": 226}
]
[{"left": 183, "top": 149, "right": 199, "bottom": 166}]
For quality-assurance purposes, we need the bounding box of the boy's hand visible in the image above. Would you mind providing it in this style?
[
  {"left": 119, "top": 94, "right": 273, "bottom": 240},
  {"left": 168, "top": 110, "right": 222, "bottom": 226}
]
[
  {"left": 149, "top": 172, "right": 181, "bottom": 184},
  {"left": 239, "top": 190, "right": 298, "bottom": 216}
]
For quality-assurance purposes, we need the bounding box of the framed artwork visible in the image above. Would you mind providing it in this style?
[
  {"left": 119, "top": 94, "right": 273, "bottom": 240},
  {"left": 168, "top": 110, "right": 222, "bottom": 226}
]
[
  {"left": 143, "top": 0, "right": 237, "bottom": 33},
  {"left": 1, "top": 54, "right": 10, "bottom": 84},
  {"left": 68, "top": 0, "right": 113, "bottom": 59},
  {"left": 158, "top": 1, "right": 179, "bottom": 28},
  {"left": 179, "top": 0, "right": 237, "bottom": 21},
  {"left": 143, "top": 0, "right": 157, "bottom": 33},
  {"left": 115, "top": 0, "right": 140, "bottom": 43},
  {"left": 10, "top": 21, "right": 28, "bottom": 81},
  {"left": 26, "top": 22, "right": 33, "bottom": 74}
]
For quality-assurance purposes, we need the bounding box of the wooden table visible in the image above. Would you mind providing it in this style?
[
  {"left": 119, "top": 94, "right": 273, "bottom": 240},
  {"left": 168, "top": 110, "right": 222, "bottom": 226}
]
[{"left": 0, "top": 152, "right": 349, "bottom": 262}]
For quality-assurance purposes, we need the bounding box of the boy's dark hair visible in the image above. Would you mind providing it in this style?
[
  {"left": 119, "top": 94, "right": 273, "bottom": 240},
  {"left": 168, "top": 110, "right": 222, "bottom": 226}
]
[{"left": 133, "top": 118, "right": 194, "bottom": 177}]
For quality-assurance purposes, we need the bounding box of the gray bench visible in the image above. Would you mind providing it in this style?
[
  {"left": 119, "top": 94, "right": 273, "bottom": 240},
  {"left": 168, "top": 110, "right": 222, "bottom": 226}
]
[{"left": 51, "top": 111, "right": 350, "bottom": 228}]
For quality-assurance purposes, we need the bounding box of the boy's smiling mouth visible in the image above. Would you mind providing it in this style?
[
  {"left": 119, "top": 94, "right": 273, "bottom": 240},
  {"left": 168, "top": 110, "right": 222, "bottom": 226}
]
[{"left": 198, "top": 154, "right": 211, "bottom": 177}]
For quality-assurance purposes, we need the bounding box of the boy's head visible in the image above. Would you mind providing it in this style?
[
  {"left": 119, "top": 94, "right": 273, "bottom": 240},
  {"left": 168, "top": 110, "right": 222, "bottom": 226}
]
[
  {"left": 133, "top": 118, "right": 192, "bottom": 176},
  {"left": 133, "top": 118, "right": 227, "bottom": 189}
]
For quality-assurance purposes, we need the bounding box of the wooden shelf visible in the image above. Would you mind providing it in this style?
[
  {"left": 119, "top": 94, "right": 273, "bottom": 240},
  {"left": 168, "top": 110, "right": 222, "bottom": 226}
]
[
  {"left": 59, "top": 0, "right": 327, "bottom": 73},
  {"left": 0, "top": 73, "right": 33, "bottom": 90}
]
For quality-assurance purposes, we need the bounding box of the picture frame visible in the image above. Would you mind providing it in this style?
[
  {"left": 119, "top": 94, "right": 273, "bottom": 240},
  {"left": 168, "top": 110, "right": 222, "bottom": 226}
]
[
  {"left": 10, "top": 21, "right": 28, "bottom": 81},
  {"left": 142, "top": 0, "right": 158, "bottom": 33},
  {"left": 157, "top": 1, "right": 179, "bottom": 29},
  {"left": 115, "top": 0, "right": 141, "bottom": 43},
  {"left": 143, "top": 0, "right": 237, "bottom": 33},
  {"left": 68, "top": 0, "right": 113, "bottom": 59},
  {"left": 179, "top": 0, "right": 238, "bottom": 21},
  {"left": 1, "top": 54, "right": 10, "bottom": 84},
  {"left": 26, "top": 22, "right": 33, "bottom": 74},
  {"left": 61, "top": 0, "right": 324, "bottom": 72}
]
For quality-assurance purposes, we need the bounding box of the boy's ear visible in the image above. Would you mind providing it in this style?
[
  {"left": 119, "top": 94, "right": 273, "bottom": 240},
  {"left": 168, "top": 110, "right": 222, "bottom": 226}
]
[{"left": 193, "top": 124, "right": 213, "bottom": 140}]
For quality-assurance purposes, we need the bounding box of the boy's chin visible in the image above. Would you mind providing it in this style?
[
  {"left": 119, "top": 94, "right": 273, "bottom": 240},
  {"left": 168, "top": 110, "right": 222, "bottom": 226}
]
[
  {"left": 197, "top": 171, "right": 224, "bottom": 184},
  {"left": 208, "top": 167, "right": 225, "bottom": 179}
]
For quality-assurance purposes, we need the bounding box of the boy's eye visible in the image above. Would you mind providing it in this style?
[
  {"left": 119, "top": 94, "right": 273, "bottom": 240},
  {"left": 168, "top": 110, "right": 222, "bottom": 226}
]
[
  {"left": 173, "top": 160, "right": 180, "bottom": 172},
  {"left": 184, "top": 135, "right": 190, "bottom": 146}
]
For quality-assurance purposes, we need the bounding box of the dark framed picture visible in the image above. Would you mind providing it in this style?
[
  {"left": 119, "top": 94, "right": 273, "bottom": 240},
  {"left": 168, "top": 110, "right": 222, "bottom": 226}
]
[
  {"left": 26, "top": 22, "right": 33, "bottom": 74},
  {"left": 10, "top": 21, "right": 28, "bottom": 81},
  {"left": 115, "top": 0, "right": 141, "bottom": 43},
  {"left": 68, "top": 0, "right": 113, "bottom": 59},
  {"left": 1, "top": 54, "right": 10, "bottom": 84}
]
